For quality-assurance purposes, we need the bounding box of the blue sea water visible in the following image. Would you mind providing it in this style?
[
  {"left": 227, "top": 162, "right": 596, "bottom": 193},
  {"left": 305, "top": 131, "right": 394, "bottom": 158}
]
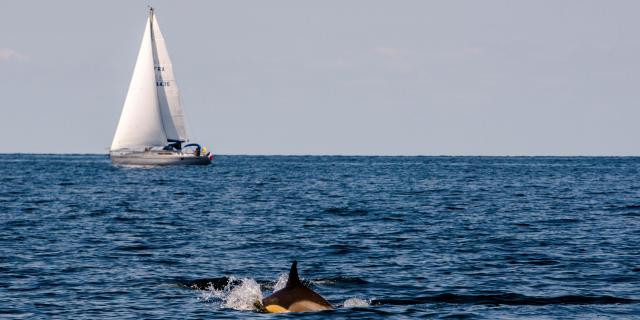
[{"left": 1, "top": 154, "right": 639, "bottom": 319}]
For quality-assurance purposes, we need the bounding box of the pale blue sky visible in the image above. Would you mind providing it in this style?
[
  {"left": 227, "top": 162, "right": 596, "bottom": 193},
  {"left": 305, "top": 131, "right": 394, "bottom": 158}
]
[{"left": 1, "top": 0, "right": 639, "bottom": 155}]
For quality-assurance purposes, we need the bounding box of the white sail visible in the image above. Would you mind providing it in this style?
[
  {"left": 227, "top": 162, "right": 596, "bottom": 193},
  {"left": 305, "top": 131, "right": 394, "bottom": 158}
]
[
  {"left": 111, "top": 15, "right": 167, "bottom": 151},
  {"left": 150, "top": 12, "right": 188, "bottom": 142}
]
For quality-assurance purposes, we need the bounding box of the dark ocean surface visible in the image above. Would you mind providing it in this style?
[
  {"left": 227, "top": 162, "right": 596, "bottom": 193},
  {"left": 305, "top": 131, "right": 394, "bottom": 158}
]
[{"left": 1, "top": 154, "right": 639, "bottom": 319}]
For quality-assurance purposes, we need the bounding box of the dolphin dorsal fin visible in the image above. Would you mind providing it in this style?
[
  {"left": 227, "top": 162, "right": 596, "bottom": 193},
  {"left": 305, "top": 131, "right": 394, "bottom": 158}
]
[{"left": 285, "top": 260, "right": 302, "bottom": 288}]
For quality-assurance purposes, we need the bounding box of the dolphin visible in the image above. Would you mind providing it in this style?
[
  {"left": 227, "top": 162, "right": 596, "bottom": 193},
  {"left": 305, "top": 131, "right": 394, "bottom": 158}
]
[{"left": 260, "top": 261, "right": 333, "bottom": 313}]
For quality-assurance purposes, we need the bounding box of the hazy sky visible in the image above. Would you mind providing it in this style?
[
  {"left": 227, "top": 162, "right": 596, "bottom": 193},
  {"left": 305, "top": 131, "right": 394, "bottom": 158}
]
[{"left": 1, "top": 0, "right": 639, "bottom": 155}]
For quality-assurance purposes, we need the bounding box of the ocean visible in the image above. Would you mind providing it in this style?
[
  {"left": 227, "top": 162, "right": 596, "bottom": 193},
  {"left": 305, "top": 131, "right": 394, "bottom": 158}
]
[{"left": 1, "top": 154, "right": 639, "bottom": 319}]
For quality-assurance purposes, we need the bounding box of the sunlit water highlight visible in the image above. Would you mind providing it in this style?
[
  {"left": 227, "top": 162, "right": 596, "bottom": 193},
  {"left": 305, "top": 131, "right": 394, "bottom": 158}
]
[{"left": 1, "top": 155, "right": 639, "bottom": 319}]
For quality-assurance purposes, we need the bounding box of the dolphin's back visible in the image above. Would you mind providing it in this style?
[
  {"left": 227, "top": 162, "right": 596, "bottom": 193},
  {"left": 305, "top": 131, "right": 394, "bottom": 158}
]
[
  {"left": 261, "top": 261, "right": 333, "bottom": 313},
  {"left": 288, "top": 298, "right": 332, "bottom": 312}
]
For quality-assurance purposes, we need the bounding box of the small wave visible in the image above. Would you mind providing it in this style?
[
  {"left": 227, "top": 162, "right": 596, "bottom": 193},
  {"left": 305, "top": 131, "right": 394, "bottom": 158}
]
[
  {"left": 32, "top": 199, "right": 53, "bottom": 204},
  {"left": 5, "top": 219, "right": 34, "bottom": 227},
  {"left": 521, "top": 258, "right": 559, "bottom": 266},
  {"left": 323, "top": 207, "right": 368, "bottom": 215},
  {"left": 178, "top": 277, "right": 240, "bottom": 290},
  {"left": 440, "top": 313, "right": 478, "bottom": 319},
  {"left": 312, "top": 276, "right": 369, "bottom": 285},
  {"left": 513, "top": 223, "right": 532, "bottom": 227},
  {"left": 90, "top": 208, "right": 110, "bottom": 216},
  {"left": 372, "top": 293, "right": 636, "bottom": 306},
  {"left": 343, "top": 297, "right": 370, "bottom": 308},
  {"left": 605, "top": 204, "right": 640, "bottom": 212},
  {"left": 114, "top": 244, "right": 151, "bottom": 251},
  {"left": 538, "top": 218, "right": 581, "bottom": 224}
]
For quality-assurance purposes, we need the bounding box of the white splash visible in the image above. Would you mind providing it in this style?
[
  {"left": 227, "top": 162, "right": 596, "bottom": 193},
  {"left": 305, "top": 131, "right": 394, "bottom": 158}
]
[
  {"left": 272, "top": 273, "right": 288, "bottom": 292},
  {"left": 310, "top": 279, "right": 334, "bottom": 285},
  {"left": 343, "top": 297, "right": 370, "bottom": 308},
  {"left": 198, "top": 277, "right": 263, "bottom": 311},
  {"left": 198, "top": 279, "right": 228, "bottom": 302},
  {"left": 223, "top": 278, "right": 263, "bottom": 310}
]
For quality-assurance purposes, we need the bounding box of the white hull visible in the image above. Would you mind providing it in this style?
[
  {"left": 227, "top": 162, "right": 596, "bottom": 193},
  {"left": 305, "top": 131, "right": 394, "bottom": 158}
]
[{"left": 110, "top": 150, "right": 211, "bottom": 166}]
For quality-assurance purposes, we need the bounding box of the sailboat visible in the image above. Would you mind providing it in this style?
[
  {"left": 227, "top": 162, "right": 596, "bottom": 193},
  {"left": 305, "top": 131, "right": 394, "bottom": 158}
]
[{"left": 110, "top": 7, "right": 212, "bottom": 165}]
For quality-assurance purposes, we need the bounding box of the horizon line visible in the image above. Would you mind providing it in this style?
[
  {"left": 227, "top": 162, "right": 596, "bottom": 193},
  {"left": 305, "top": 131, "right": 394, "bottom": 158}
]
[{"left": 1, "top": 152, "right": 640, "bottom": 158}]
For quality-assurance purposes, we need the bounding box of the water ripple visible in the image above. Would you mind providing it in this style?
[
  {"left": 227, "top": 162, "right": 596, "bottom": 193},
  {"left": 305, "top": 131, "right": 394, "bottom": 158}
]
[{"left": 1, "top": 155, "right": 640, "bottom": 319}]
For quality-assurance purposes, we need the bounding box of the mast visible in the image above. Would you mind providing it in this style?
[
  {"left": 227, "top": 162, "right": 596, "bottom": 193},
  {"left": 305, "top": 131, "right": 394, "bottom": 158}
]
[{"left": 148, "top": 6, "right": 169, "bottom": 143}]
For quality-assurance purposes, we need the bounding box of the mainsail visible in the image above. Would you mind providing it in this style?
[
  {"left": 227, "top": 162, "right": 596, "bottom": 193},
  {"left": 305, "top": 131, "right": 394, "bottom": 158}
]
[{"left": 111, "top": 8, "right": 188, "bottom": 151}]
